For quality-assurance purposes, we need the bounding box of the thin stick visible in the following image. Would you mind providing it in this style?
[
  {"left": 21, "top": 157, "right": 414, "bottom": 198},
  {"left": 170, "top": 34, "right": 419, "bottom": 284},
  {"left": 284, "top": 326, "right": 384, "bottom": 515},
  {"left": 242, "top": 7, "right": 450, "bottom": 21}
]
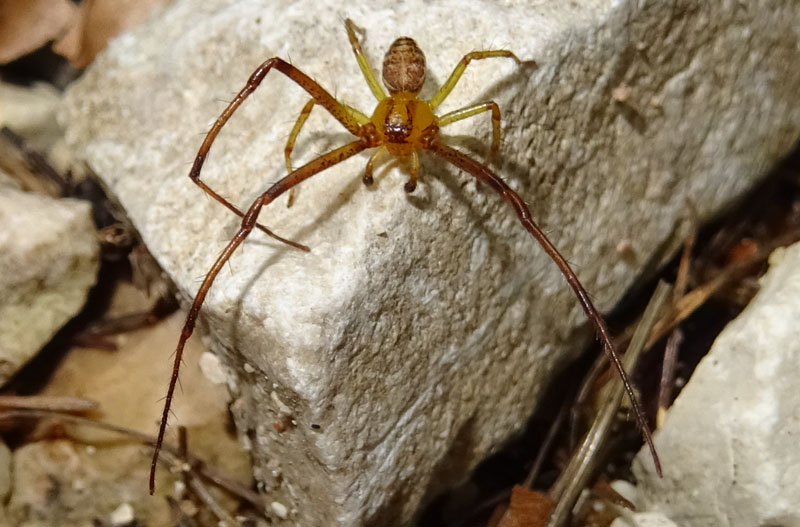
[
  {"left": 0, "top": 395, "right": 98, "bottom": 412},
  {"left": 522, "top": 397, "right": 570, "bottom": 488},
  {"left": 657, "top": 330, "right": 682, "bottom": 427},
  {"left": 186, "top": 470, "right": 242, "bottom": 527},
  {"left": 428, "top": 140, "right": 661, "bottom": 476}
]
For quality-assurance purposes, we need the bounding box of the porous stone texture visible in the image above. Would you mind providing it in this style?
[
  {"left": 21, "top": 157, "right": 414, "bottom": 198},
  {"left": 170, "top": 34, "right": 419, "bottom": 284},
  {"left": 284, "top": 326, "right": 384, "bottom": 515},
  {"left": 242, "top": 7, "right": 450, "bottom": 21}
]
[
  {"left": 61, "top": 0, "right": 800, "bottom": 525},
  {"left": 630, "top": 242, "right": 800, "bottom": 527},
  {"left": 0, "top": 180, "right": 98, "bottom": 383}
]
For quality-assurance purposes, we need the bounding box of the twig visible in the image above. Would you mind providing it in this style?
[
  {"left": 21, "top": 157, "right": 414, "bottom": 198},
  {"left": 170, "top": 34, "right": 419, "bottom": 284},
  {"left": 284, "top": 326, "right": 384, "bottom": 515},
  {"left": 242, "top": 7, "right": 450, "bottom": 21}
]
[
  {"left": 656, "top": 229, "right": 695, "bottom": 427},
  {"left": 0, "top": 395, "right": 98, "bottom": 412},
  {"left": 647, "top": 231, "right": 797, "bottom": 348},
  {"left": 522, "top": 396, "right": 570, "bottom": 488},
  {"left": 673, "top": 228, "right": 696, "bottom": 302},
  {"left": 185, "top": 470, "right": 242, "bottom": 527},
  {"left": 546, "top": 281, "right": 672, "bottom": 527},
  {"left": 657, "top": 330, "right": 682, "bottom": 428}
]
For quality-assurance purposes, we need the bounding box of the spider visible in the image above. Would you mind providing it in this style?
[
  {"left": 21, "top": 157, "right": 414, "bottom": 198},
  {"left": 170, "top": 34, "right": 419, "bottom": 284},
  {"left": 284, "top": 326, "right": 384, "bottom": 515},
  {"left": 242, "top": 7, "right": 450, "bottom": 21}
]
[{"left": 149, "top": 18, "right": 661, "bottom": 493}]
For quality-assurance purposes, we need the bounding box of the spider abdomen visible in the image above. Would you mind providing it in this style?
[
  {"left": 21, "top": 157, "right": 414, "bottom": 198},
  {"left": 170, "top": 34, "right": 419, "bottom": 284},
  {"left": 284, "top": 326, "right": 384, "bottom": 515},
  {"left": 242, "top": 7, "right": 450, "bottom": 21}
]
[{"left": 382, "top": 37, "right": 426, "bottom": 94}]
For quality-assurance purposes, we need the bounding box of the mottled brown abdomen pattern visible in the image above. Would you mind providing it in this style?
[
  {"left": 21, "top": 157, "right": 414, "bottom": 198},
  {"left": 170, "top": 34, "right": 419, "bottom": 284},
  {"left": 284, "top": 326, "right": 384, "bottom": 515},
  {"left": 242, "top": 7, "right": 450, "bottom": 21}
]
[{"left": 382, "top": 37, "right": 426, "bottom": 94}]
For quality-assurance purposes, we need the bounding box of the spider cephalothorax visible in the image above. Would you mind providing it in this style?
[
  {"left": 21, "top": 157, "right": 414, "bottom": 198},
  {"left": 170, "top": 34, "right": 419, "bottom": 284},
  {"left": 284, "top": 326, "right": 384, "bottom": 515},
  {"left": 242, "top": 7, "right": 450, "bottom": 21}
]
[{"left": 151, "top": 18, "right": 661, "bottom": 493}]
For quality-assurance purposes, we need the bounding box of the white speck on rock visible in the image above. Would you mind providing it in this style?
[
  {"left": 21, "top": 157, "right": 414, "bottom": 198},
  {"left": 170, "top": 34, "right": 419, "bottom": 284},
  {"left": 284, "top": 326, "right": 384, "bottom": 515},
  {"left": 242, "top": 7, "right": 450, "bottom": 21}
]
[{"left": 270, "top": 390, "right": 293, "bottom": 415}]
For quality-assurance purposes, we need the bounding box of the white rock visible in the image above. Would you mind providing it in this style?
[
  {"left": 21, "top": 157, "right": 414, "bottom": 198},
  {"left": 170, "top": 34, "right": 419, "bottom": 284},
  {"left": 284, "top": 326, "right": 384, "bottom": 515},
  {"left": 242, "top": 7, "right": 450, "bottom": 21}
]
[
  {"left": 632, "top": 242, "right": 800, "bottom": 526},
  {"left": 0, "top": 181, "right": 98, "bottom": 384},
  {"left": 109, "top": 502, "right": 135, "bottom": 526},
  {"left": 270, "top": 501, "right": 289, "bottom": 520},
  {"left": 609, "top": 480, "right": 680, "bottom": 527},
  {"left": 60, "top": 0, "right": 800, "bottom": 525},
  {"left": 611, "top": 513, "right": 680, "bottom": 527},
  {"left": 0, "top": 81, "right": 62, "bottom": 151}
]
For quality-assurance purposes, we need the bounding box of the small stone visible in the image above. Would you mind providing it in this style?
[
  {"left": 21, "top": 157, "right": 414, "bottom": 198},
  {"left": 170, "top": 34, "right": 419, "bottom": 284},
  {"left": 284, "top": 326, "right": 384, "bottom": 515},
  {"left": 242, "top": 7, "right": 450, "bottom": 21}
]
[
  {"left": 270, "top": 501, "right": 289, "bottom": 520},
  {"left": 109, "top": 503, "right": 135, "bottom": 526}
]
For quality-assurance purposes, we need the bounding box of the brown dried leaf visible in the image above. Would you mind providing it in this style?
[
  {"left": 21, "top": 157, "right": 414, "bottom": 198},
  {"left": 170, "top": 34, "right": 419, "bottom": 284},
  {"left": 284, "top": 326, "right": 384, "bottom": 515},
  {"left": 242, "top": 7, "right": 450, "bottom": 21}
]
[
  {"left": 53, "top": 0, "right": 173, "bottom": 68},
  {"left": 497, "top": 486, "right": 554, "bottom": 527},
  {"left": 0, "top": 0, "right": 77, "bottom": 64}
]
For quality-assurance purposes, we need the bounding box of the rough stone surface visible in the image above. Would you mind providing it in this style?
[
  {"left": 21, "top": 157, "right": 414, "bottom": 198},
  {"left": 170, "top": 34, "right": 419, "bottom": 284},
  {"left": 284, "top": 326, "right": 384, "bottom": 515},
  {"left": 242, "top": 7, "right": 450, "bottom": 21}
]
[
  {"left": 60, "top": 0, "right": 800, "bottom": 525},
  {"left": 631, "top": 242, "right": 800, "bottom": 527},
  {"left": 0, "top": 180, "right": 99, "bottom": 384}
]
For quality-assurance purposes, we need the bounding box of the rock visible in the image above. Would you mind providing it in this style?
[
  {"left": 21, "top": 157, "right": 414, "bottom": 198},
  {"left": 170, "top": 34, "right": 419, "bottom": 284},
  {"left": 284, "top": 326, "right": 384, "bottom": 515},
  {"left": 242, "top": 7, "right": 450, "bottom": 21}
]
[
  {"left": 0, "top": 81, "right": 62, "bottom": 151},
  {"left": 0, "top": 180, "right": 99, "bottom": 384},
  {"left": 608, "top": 480, "right": 680, "bottom": 527},
  {"left": 60, "top": 0, "right": 800, "bottom": 525},
  {"left": 631, "top": 242, "right": 800, "bottom": 526}
]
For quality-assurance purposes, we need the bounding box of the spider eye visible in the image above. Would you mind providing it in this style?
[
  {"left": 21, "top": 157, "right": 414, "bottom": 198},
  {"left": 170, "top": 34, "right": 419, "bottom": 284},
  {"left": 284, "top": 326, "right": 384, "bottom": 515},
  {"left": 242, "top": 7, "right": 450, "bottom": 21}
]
[{"left": 382, "top": 37, "right": 426, "bottom": 94}]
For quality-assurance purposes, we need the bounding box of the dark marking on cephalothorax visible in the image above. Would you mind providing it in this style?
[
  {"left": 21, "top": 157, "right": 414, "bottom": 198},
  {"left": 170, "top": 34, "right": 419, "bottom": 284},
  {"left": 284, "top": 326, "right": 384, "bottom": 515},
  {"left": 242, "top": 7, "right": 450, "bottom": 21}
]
[{"left": 384, "top": 99, "right": 415, "bottom": 143}]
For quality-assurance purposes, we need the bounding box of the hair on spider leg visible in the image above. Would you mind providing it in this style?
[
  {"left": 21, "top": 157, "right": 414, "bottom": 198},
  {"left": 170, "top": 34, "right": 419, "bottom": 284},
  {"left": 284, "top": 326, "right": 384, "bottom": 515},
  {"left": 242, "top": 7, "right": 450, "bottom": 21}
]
[{"left": 149, "top": 17, "right": 661, "bottom": 494}]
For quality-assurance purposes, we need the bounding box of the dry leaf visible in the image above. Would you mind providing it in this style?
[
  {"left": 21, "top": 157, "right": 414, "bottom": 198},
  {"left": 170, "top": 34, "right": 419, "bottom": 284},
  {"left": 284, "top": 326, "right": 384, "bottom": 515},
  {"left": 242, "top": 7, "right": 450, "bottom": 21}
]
[
  {"left": 0, "top": 0, "right": 77, "bottom": 63},
  {"left": 53, "top": 0, "right": 173, "bottom": 68},
  {"left": 497, "top": 486, "right": 554, "bottom": 527}
]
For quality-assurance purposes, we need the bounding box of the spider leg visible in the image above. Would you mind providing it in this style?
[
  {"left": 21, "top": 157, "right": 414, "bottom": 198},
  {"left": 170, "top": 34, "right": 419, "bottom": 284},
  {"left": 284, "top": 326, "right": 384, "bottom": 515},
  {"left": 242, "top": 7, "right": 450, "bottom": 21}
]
[
  {"left": 151, "top": 139, "right": 369, "bottom": 494},
  {"left": 189, "top": 177, "right": 309, "bottom": 251},
  {"left": 426, "top": 140, "right": 662, "bottom": 477},
  {"left": 363, "top": 146, "right": 386, "bottom": 186},
  {"left": 428, "top": 50, "right": 521, "bottom": 110},
  {"left": 438, "top": 101, "right": 501, "bottom": 166},
  {"left": 285, "top": 100, "right": 370, "bottom": 207},
  {"left": 345, "top": 18, "right": 387, "bottom": 101},
  {"left": 189, "top": 57, "right": 364, "bottom": 246},
  {"left": 404, "top": 151, "right": 420, "bottom": 193}
]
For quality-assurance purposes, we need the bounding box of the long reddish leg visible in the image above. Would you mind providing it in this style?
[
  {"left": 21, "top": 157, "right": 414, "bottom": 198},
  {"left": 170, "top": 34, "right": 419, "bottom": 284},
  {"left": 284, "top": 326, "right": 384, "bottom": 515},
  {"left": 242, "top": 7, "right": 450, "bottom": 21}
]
[
  {"left": 427, "top": 140, "right": 662, "bottom": 476},
  {"left": 188, "top": 57, "right": 365, "bottom": 250},
  {"left": 150, "top": 139, "right": 369, "bottom": 493}
]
